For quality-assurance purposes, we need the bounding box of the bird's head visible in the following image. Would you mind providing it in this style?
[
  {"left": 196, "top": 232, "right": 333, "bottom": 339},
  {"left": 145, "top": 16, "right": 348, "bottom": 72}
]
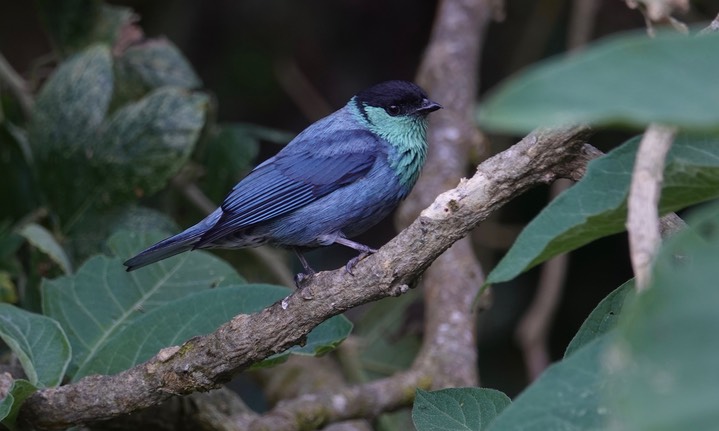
[{"left": 352, "top": 80, "right": 442, "bottom": 133}]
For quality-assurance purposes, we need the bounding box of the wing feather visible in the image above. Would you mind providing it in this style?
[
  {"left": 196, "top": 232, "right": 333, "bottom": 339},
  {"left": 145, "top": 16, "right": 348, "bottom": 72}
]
[{"left": 195, "top": 129, "right": 380, "bottom": 247}]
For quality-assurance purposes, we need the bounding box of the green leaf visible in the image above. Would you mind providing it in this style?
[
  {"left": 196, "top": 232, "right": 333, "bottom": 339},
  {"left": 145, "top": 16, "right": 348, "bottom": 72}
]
[
  {"left": 488, "top": 336, "right": 614, "bottom": 431},
  {"left": 30, "top": 45, "right": 113, "bottom": 159},
  {"left": 478, "top": 31, "right": 719, "bottom": 133},
  {"left": 485, "top": 133, "right": 719, "bottom": 287},
  {"left": 76, "top": 284, "right": 352, "bottom": 378},
  {"left": 564, "top": 280, "right": 635, "bottom": 357},
  {"left": 35, "top": 0, "right": 101, "bottom": 55},
  {"left": 0, "top": 124, "right": 39, "bottom": 221},
  {"left": 0, "top": 272, "right": 18, "bottom": 303},
  {"left": 64, "top": 206, "right": 179, "bottom": 263},
  {"left": 35, "top": 0, "right": 133, "bottom": 56},
  {"left": 114, "top": 38, "right": 202, "bottom": 103},
  {"left": 18, "top": 224, "right": 72, "bottom": 274},
  {"left": 42, "top": 230, "right": 241, "bottom": 378},
  {"left": 0, "top": 304, "right": 70, "bottom": 387},
  {"left": 604, "top": 202, "right": 719, "bottom": 430},
  {"left": 200, "top": 124, "right": 260, "bottom": 202},
  {"left": 354, "top": 292, "right": 422, "bottom": 380},
  {"left": 28, "top": 45, "right": 113, "bottom": 222},
  {"left": 0, "top": 379, "right": 37, "bottom": 429},
  {"left": 94, "top": 87, "right": 208, "bottom": 203},
  {"left": 413, "top": 387, "right": 511, "bottom": 431}
]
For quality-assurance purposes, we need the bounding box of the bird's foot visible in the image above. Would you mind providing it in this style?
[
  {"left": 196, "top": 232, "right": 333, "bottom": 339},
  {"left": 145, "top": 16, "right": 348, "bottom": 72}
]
[
  {"left": 294, "top": 269, "right": 316, "bottom": 289},
  {"left": 345, "top": 247, "right": 378, "bottom": 276}
]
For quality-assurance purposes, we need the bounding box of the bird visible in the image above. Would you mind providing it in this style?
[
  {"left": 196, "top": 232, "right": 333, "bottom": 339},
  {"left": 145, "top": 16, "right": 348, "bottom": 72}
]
[{"left": 124, "top": 80, "right": 441, "bottom": 284}]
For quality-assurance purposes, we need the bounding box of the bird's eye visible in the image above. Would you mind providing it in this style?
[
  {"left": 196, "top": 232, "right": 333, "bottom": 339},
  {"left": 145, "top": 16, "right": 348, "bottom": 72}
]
[{"left": 387, "top": 105, "right": 401, "bottom": 116}]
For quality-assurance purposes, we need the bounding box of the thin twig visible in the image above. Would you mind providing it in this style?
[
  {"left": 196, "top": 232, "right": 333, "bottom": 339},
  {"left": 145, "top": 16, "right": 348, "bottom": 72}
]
[
  {"left": 626, "top": 123, "right": 676, "bottom": 292},
  {"left": 275, "top": 59, "right": 333, "bottom": 122},
  {"left": 0, "top": 52, "right": 33, "bottom": 118},
  {"left": 514, "top": 179, "right": 573, "bottom": 380}
]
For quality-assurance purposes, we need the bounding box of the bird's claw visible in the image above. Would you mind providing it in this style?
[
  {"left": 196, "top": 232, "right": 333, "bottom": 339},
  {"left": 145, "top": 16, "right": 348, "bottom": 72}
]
[
  {"left": 345, "top": 248, "right": 378, "bottom": 276},
  {"left": 294, "top": 270, "right": 316, "bottom": 289}
]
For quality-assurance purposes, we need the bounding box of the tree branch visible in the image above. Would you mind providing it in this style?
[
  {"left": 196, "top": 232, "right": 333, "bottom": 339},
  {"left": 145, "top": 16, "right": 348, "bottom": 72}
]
[{"left": 626, "top": 123, "right": 676, "bottom": 292}]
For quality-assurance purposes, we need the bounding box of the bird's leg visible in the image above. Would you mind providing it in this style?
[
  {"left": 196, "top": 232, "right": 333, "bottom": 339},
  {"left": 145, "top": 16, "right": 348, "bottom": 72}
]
[
  {"left": 333, "top": 237, "right": 378, "bottom": 276},
  {"left": 293, "top": 247, "right": 316, "bottom": 288}
]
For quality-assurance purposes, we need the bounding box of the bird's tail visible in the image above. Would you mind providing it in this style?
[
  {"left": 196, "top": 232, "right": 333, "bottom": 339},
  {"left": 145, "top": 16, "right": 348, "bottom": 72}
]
[{"left": 123, "top": 208, "right": 222, "bottom": 271}]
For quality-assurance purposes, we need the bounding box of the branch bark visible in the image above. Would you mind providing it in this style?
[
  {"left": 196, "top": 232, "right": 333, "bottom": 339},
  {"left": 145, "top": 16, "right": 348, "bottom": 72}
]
[{"left": 626, "top": 123, "right": 676, "bottom": 291}]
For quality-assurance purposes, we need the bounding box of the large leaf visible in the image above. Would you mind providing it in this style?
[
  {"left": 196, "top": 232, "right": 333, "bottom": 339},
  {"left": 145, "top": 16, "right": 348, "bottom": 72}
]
[
  {"left": 28, "top": 45, "right": 207, "bottom": 228},
  {"left": 564, "top": 280, "right": 635, "bottom": 357},
  {"left": 0, "top": 125, "right": 38, "bottom": 221},
  {"left": 353, "top": 292, "right": 422, "bottom": 380},
  {"left": 35, "top": 0, "right": 101, "bottom": 55},
  {"left": 35, "top": 0, "right": 133, "bottom": 56},
  {"left": 0, "top": 379, "right": 37, "bottom": 430},
  {"left": 75, "top": 284, "right": 353, "bottom": 378},
  {"left": 113, "top": 38, "right": 202, "bottom": 104},
  {"left": 485, "top": 134, "right": 719, "bottom": 287},
  {"left": 478, "top": 31, "right": 719, "bottom": 133},
  {"left": 28, "top": 45, "right": 114, "bottom": 223},
  {"left": 94, "top": 87, "right": 208, "bottom": 204},
  {"left": 488, "top": 335, "right": 614, "bottom": 431},
  {"left": 604, "top": 202, "right": 719, "bottom": 430},
  {"left": 30, "top": 44, "right": 112, "bottom": 160},
  {"left": 42, "top": 230, "right": 242, "bottom": 377},
  {"left": 413, "top": 388, "right": 511, "bottom": 431},
  {"left": 0, "top": 304, "right": 70, "bottom": 387},
  {"left": 64, "top": 205, "right": 179, "bottom": 263},
  {"left": 200, "top": 124, "right": 261, "bottom": 202},
  {"left": 18, "top": 224, "right": 72, "bottom": 274}
]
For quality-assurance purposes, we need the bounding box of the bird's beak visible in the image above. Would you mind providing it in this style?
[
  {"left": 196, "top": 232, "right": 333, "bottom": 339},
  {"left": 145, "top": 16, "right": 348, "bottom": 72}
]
[{"left": 414, "top": 98, "right": 442, "bottom": 115}]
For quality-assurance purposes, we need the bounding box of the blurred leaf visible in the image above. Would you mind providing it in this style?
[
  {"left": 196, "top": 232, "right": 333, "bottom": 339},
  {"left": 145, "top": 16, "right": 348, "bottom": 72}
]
[
  {"left": 42, "top": 229, "right": 242, "bottom": 377},
  {"left": 0, "top": 272, "right": 18, "bottom": 303},
  {"left": 354, "top": 292, "right": 421, "bottom": 379},
  {"left": 94, "top": 87, "right": 208, "bottom": 204},
  {"left": 488, "top": 336, "right": 614, "bottom": 431},
  {"left": 478, "top": 31, "right": 719, "bottom": 133},
  {"left": 413, "top": 388, "right": 511, "bottom": 431},
  {"left": 28, "top": 45, "right": 113, "bottom": 223},
  {"left": 64, "top": 206, "right": 178, "bottom": 263},
  {"left": 0, "top": 379, "right": 37, "bottom": 430},
  {"left": 485, "top": 134, "right": 719, "bottom": 288},
  {"left": 29, "top": 45, "right": 208, "bottom": 228},
  {"left": 35, "top": 0, "right": 101, "bottom": 55},
  {"left": 0, "top": 125, "right": 38, "bottom": 221},
  {"left": 565, "top": 280, "right": 635, "bottom": 357},
  {"left": 0, "top": 222, "right": 23, "bottom": 261},
  {"left": 18, "top": 224, "right": 72, "bottom": 274},
  {"left": 35, "top": 0, "right": 133, "bottom": 56},
  {"left": 92, "top": 5, "right": 136, "bottom": 49},
  {"left": 0, "top": 304, "right": 70, "bottom": 387},
  {"left": 200, "top": 124, "right": 260, "bottom": 202},
  {"left": 605, "top": 202, "right": 719, "bottom": 430},
  {"left": 114, "top": 38, "right": 202, "bottom": 103},
  {"left": 241, "top": 123, "right": 294, "bottom": 145},
  {"left": 30, "top": 44, "right": 112, "bottom": 158},
  {"left": 76, "top": 284, "right": 352, "bottom": 378}
]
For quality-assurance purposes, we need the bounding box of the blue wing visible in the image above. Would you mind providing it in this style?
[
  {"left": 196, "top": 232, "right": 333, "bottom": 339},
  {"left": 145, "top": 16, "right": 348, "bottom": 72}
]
[{"left": 195, "top": 129, "right": 380, "bottom": 247}]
